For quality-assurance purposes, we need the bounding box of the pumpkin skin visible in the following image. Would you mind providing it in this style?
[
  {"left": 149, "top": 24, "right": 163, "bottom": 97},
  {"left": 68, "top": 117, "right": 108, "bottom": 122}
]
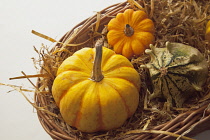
[
  {"left": 206, "top": 20, "right": 210, "bottom": 42},
  {"left": 141, "top": 42, "right": 208, "bottom": 108},
  {"left": 107, "top": 9, "right": 155, "bottom": 59},
  {"left": 52, "top": 47, "right": 140, "bottom": 132}
]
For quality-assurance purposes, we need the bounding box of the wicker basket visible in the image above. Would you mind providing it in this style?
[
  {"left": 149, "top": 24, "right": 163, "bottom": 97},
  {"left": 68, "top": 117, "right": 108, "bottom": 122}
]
[{"left": 34, "top": 0, "right": 210, "bottom": 139}]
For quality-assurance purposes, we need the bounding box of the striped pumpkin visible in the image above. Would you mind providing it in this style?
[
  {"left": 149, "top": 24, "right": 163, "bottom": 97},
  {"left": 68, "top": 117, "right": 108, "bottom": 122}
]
[
  {"left": 52, "top": 41, "right": 140, "bottom": 132},
  {"left": 141, "top": 42, "right": 208, "bottom": 107}
]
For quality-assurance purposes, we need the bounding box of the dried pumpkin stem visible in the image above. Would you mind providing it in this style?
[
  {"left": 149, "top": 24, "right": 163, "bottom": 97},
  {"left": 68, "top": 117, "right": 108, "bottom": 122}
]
[
  {"left": 124, "top": 24, "right": 134, "bottom": 37},
  {"left": 91, "top": 39, "right": 104, "bottom": 82}
]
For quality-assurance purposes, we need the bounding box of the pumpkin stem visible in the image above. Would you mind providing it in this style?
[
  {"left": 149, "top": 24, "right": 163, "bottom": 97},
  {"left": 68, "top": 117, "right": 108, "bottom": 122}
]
[
  {"left": 124, "top": 24, "right": 134, "bottom": 37},
  {"left": 91, "top": 38, "right": 104, "bottom": 82}
]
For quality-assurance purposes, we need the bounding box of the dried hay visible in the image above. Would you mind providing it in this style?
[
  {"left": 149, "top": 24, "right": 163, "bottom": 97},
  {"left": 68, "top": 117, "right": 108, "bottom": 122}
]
[{"left": 6, "top": 0, "right": 210, "bottom": 139}]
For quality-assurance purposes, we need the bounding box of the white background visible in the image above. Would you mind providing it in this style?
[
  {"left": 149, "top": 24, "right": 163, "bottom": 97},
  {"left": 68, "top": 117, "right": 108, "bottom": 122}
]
[{"left": 0, "top": 0, "right": 209, "bottom": 139}]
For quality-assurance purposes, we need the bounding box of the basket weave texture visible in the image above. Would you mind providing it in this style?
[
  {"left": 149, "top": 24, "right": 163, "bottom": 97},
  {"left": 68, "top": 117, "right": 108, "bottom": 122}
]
[{"left": 34, "top": 0, "right": 210, "bottom": 140}]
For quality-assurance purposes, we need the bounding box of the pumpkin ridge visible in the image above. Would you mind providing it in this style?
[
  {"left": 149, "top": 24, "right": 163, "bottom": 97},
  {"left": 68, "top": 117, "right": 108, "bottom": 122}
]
[
  {"left": 96, "top": 84, "right": 105, "bottom": 131},
  {"left": 57, "top": 54, "right": 92, "bottom": 75},
  {"left": 75, "top": 53, "right": 93, "bottom": 72},
  {"left": 72, "top": 82, "right": 105, "bottom": 132},
  {"left": 105, "top": 77, "right": 139, "bottom": 96},
  {"left": 57, "top": 79, "right": 87, "bottom": 108},
  {"left": 112, "top": 37, "right": 126, "bottom": 54},
  {"left": 122, "top": 40, "right": 134, "bottom": 58},
  {"left": 58, "top": 79, "right": 86, "bottom": 110},
  {"left": 72, "top": 84, "right": 90, "bottom": 128},
  {"left": 102, "top": 54, "right": 133, "bottom": 72},
  {"left": 103, "top": 66, "right": 133, "bottom": 74},
  {"left": 131, "top": 10, "right": 148, "bottom": 27},
  {"left": 108, "top": 18, "right": 124, "bottom": 30},
  {"left": 123, "top": 77, "right": 139, "bottom": 91},
  {"left": 134, "top": 32, "right": 154, "bottom": 47},
  {"left": 123, "top": 9, "right": 133, "bottom": 25},
  {"left": 104, "top": 80, "right": 131, "bottom": 117},
  {"left": 107, "top": 30, "right": 124, "bottom": 44},
  {"left": 57, "top": 90, "right": 67, "bottom": 108},
  {"left": 101, "top": 54, "right": 115, "bottom": 70},
  {"left": 73, "top": 109, "right": 83, "bottom": 129},
  {"left": 134, "top": 19, "right": 154, "bottom": 32},
  {"left": 59, "top": 70, "right": 90, "bottom": 76}
]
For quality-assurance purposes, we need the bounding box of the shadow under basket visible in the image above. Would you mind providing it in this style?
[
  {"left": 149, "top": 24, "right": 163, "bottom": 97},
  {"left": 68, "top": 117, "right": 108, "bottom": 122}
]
[{"left": 34, "top": 0, "right": 210, "bottom": 140}]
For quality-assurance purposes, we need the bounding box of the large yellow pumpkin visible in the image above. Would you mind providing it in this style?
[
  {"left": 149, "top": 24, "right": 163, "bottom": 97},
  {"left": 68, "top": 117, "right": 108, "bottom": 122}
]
[
  {"left": 52, "top": 40, "right": 140, "bottom": 132},
  {"left": 206, "top": 20, "right": 210, "bottom": 42},
  {"left": 107, "top": 9, "right": 155, "bottom": 59}
]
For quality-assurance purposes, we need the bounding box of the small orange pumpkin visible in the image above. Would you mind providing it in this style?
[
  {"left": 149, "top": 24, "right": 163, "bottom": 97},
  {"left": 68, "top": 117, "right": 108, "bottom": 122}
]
[
  {"left": 52, "top": 40, "right": 140, "bottom": 132},
  {"left": 107, "top": 9, "right": 155, "bottom": 59},
  {"left": 205, "top": 20, "right": 210, "bottom": 42}
]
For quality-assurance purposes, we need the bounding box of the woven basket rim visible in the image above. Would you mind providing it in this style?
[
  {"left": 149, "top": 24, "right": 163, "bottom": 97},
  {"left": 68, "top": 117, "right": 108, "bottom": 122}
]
[{"left": 34, "top": 0, "right": 210, "bottom": 140}]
